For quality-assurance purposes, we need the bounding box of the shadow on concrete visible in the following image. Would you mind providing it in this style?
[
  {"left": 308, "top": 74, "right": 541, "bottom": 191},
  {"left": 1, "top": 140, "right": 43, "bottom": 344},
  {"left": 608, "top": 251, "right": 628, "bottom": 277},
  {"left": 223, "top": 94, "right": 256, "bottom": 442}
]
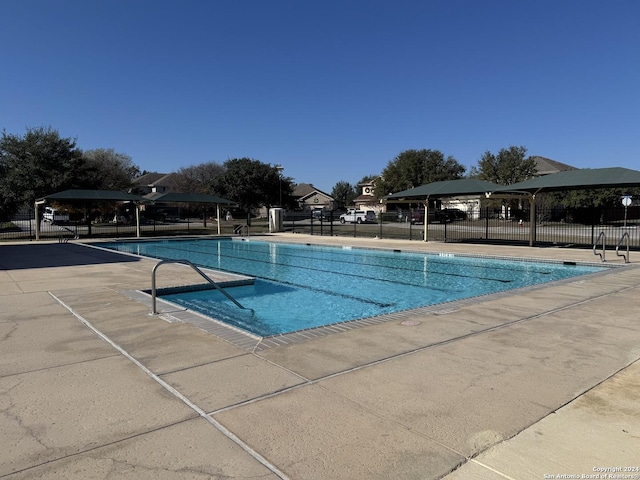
[{"left": 0, "top": 243, "right": 140, "bottom": 270}]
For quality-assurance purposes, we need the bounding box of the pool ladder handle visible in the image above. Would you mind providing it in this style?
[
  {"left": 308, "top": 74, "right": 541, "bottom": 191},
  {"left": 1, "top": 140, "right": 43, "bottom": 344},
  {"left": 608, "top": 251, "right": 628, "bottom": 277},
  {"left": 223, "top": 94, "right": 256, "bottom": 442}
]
[
  {"left": 593, "top": 230, "right": 631, "bottom": 263},
  {"left": 151, "top": 259, "right": 253, "bottom": 315},
  {"left": 233, "top": 224, "right": 250, "bottom": 236},
  {"left": 593, "top": 231, "right": 606, "bottom": 262},
  {"left": 58, "top": 225, "right": 79, "bottom": 243},
  {"left": 616, "top": 231, "right": 630, "bottom": 263}
]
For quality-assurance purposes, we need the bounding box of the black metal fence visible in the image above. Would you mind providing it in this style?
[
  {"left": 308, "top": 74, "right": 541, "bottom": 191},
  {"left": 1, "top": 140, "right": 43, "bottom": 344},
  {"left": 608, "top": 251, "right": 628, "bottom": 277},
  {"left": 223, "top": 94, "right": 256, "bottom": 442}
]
[
  {"left": 0, "top": 211, "right": 272, "bottom": 241},
  {"left": 3, "top": 207, "right": 639, "bottom": 250},
  {"left": 284, "top": 207, "right": 640, "bottom": 250}
]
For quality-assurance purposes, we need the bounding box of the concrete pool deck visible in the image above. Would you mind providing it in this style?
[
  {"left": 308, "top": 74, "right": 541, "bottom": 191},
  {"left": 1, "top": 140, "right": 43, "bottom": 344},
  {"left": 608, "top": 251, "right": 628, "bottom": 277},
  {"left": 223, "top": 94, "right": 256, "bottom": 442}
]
[{"left": 1, "top": 234, "right": 639, "bottom": 479}]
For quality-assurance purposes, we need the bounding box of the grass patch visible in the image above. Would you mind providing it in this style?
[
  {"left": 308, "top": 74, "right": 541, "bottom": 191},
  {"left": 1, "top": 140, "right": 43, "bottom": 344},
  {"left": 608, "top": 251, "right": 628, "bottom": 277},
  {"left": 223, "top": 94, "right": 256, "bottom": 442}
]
[{"left": 0, "top": 222, "right": 21, "bottom": 232}]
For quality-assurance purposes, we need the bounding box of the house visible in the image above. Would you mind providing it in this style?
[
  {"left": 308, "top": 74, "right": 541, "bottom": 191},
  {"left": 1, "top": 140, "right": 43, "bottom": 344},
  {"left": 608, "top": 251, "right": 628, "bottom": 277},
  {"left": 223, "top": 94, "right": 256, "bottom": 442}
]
[
  {"left": 352, "top": 178, "right": 384, "bottom": 213},
  {"left": 291, "top": 184, "right": 335, "bottom": 211},
  {"left": 131, "top": 172, "right": 179, "bottom": 195},
  {"left": 131, "top": 172, "right": 182, "bottom": 220},
  {"left": 530, "top": 156, "right": 576, "bottom": 176}
]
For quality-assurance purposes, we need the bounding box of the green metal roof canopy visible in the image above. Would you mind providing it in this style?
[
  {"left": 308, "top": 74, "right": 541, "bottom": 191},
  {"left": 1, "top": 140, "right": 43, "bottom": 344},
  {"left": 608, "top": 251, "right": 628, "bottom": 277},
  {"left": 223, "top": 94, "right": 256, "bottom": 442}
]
[
  {"left": 385, "top": 178, "right": 504, "bottom": 244},
  {"left": 387, "top": 178, "right": 504, "bottom": 199},
  {"left": 145, "top": 192, "right": 235, "bottom": 204},
  {"left": 41, "top": 189, "right": 149, "bottom": 202},
  {"left": 493, "top": 167, "right": 640, "bottom": 194},
  {"left": 35, "top": 189, "right": 149, "bottom": 241},
  {"left": 144, "top": 192, "right": 236, "bottom": 236}
]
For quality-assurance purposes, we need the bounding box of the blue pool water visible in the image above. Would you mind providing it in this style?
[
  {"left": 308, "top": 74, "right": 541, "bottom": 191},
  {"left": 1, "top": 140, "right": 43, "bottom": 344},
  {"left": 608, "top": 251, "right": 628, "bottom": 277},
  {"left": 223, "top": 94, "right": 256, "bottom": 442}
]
[{"left": 96, "top": 238, "right": 604, "bottom": 336}]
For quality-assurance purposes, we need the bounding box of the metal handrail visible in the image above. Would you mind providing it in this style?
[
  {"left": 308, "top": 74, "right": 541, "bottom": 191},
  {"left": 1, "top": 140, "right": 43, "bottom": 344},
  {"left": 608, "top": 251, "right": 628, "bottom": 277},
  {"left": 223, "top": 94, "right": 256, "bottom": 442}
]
[
  {"left": 151, "top": 259, "right": 252, "bottom": 315},
  {"left": 233, "top": 224, "right": 250, "bottom": 236},
  {"left": 616, "top": 232, "right": 630, "bottom": 263},
  {"left": 593, "top": 231, "right": 606, "bottom": 262},
  {"left": 58, "top": 225, "right": 79, "bottom": 243}
]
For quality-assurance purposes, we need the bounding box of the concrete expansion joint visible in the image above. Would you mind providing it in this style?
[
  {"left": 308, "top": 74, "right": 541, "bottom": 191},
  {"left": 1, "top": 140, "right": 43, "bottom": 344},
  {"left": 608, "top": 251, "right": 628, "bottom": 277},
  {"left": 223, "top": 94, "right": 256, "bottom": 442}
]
[
  {"left": 47, "top": 291, "right": 291, "bottom": 480},
  {"left": 1, "top": 418, "right": 203, "bottom": 479},
  {"left": 155, "top": 352, "right": 248, "bottom": 376},
  {"left": 467, "top": 459, "right": 519, "bottom": 479},
  {"left": 317, "top": 381, "right": 469, "bottom": 459},
  {"left": 0, "top": 353, "right": 121, "bottom": 380},
  {"left": 253, "top": 352, "right": 309, "bottom": 382}
]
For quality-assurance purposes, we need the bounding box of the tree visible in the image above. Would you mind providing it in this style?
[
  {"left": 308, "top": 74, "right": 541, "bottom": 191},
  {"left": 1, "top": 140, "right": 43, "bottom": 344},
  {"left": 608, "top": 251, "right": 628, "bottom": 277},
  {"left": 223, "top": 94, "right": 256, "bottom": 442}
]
[
  {"left": 357, "top": 174, "right": 378, "bottom": 185},
  {"left": 212, "top": 158, "right": 293, "bottom": 212},
  {"left": 81, "top": 148, "right": 140, "bottom": 190},
  {"left": 172, "top": 161, "right": 225, "bottom": 194},
  {"left": 472, "top": 146, "right": 536, "bottom": 185},
  {"left": 331, "top": 180, "right": 357, "bottom": 209},
  {"left": 555, "top": 188, "right": 640, "bottom": 209},
  {"left": 376, "top": 149, "right": 465, "bottom": 198},
  {"left": 0, "top": 126, "right": 84, "bottom": 219}
]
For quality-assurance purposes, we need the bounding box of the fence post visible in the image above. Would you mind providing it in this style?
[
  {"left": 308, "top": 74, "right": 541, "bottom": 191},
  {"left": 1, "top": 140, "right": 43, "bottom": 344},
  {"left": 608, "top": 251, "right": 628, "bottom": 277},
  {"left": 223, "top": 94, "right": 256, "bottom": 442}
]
[{"left": 485, "top": 207, "right": 489, "bottom": 240}]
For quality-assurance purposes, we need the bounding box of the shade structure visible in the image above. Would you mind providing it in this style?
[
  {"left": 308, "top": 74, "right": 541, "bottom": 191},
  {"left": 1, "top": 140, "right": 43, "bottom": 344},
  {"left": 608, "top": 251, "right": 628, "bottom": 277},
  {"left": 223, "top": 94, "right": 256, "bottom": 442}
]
[
  {"left": 144, "top": 192, "right": 236, "bottom": 235},
  {"left": 387, "top": 178, "right": 504, "bottom": 200},
  {"left": 487, "top": 167, "right": 640, "bottom": 247},
  {"left": 144, "top": 192, "right": 235, "bottom": 204},
  {"left": 40, "top": 189, "right": 149, "bottom": 202},
  {"left": 385, "top": 179, "right": 504, "bottom": 243},
  {"left": 35, "top": 189, "right": 149, "bottom": 240},
  {"left": 492, "top": 167, "right": 640, "bottom": 194}
]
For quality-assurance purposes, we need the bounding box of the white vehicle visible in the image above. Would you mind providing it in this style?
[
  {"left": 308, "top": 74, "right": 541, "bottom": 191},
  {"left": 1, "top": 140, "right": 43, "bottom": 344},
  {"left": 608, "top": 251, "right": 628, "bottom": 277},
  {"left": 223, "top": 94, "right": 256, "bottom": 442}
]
[
  {"left": 339, "top": 209, "right": 376, "bottom": 224},
  {"left": 43, "top": 206, "right": 70, "bottom": 224}
]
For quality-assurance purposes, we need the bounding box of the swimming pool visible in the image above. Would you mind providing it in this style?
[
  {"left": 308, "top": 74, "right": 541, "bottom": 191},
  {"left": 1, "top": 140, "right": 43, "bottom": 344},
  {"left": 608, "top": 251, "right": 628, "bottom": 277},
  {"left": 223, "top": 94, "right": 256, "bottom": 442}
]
[{"left": 96, "top": 238, "right": 606, "bottom": 337}]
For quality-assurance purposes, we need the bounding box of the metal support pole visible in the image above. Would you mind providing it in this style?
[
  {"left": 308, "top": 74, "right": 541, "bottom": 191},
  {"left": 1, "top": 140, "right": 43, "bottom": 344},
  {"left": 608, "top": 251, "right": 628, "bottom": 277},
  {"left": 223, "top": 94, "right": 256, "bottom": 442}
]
[
  {"left": 423, "top": 199, "right": 429, "bottom": 242},
  {"left": 34, "top": 200, "right": 43, "bottom": 241},
  {"left": 216, "top": 204, "right": 221, "bottom": 235},
  {"left": 529, "top": 194, "right": 536, "bottom": 247},
  {"left": 136, "top": 203, "right": 141, "bottom": 238}
]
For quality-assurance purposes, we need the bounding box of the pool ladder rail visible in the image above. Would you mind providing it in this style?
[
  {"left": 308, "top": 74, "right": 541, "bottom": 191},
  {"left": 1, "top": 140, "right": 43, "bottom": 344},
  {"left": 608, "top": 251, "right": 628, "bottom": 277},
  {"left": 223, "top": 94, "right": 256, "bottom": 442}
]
[
  {"left": 592, "top": 231, "right": 631, "bottom": 263},
  {"left": 616, "top": 231, "right": 630, "bottom": 263},
  {"left": 150, "top": 259, "right": 254, "bottom": 315},
  {"left": 58, "top": 225, "right": 79, "bottom": 243},
  {"left": 233, "top": 224, "right": 250, "bottom": 236}
]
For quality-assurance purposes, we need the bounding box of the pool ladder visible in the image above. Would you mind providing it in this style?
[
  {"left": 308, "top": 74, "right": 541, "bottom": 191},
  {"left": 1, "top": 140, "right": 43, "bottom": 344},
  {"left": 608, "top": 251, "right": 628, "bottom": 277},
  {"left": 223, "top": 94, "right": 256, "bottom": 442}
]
[
  {"left": 616, "top": 232, "right": 630, "bottom": 263},
  {"left": 233, "top": 224, "right": 250, "bottom": 236},
  {"left": 58, "top": 225, "right": 79, "bottom": 243},
  {"left": 593, "top": 231, "right": 606, "bottom": 261},
  {"left": 151, "top": 259, "right": 253, "bottom": 315},
  {"left": 593, "top": 231, "right": 631, "bottom": 263}
]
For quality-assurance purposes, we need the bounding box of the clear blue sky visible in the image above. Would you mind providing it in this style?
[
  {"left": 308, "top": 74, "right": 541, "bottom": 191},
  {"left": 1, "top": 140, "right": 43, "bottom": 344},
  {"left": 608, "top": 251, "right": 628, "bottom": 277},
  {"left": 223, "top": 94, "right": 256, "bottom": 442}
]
[{"left": 2, "top": 0, "right": 639, "bottom": 193}]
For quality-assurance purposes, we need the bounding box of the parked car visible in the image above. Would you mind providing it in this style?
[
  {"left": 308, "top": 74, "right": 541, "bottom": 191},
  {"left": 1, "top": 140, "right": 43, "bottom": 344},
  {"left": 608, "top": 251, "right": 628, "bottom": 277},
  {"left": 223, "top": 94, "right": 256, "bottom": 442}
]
[
  {"left": 312, "top": 209, "right": 331, "bottom": 220},
  {"left": 43, "top": 207, "right": 70, "bottom": 224},
  {"left": 409, "top": 209, "right": 438, "bottom": 224},
  {"left": 409, "top": 209, "right": 463, "bottom": 224},
  {"left": 409, "top": 210, "right": 424, "bottom": 225},
  {"left": 441, "top": 208, "right": 467, "bottom": 221},
  {"left": 339, "top": 209, "right": 376, "bottom": 224}
]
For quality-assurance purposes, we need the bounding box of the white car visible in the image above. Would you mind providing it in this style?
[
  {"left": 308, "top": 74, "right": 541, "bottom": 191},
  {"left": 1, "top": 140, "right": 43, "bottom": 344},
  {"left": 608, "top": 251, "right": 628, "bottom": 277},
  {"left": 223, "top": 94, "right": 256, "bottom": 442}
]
[
  {"left": 43, "top": 207, "right": 70, "bottom": 224},
  {"left": 339, "top": 209, "right": 376, "bottom": 224}
]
